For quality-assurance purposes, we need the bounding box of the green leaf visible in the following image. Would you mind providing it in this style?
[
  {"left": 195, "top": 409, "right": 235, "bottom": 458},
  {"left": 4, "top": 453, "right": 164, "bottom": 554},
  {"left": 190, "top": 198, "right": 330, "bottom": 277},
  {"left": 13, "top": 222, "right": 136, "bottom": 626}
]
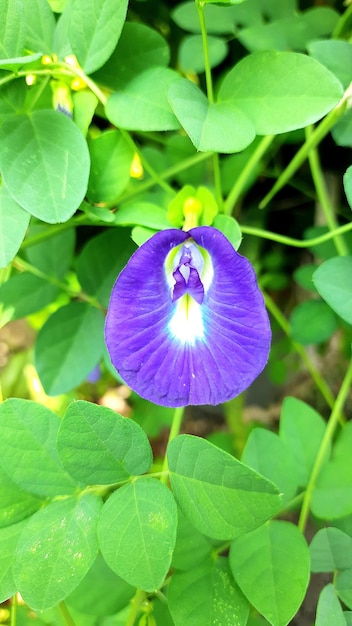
[
  {"left": 76, "top": 228, "right": 136, "bottom": 308},
  {"left": 14, "top": 494, "right": 102, "bottom": 611},
  {"left": 25, "top": 226, "right": 75, "bottom": 279},
  {"left": 336, "top": 570, "right": 352, "bottom": 610},
  {"left": 213, "top": 214, "right": 242, "bottom": 250},
  {"left": 131, "top": 226, "right": 158, "bottom": 247},
  {"left": 0, "top": 111, "right": 90, "bottom": 224},
  {"left": 68, "top": 0, "right": 128, "bottom": 74},
  {"left": 0, "top": 0, "right": 25, "bottom": 59},
  {"left": 218, "top": 50, "right": 343, "bottom": 135},
  {"left": 168, "top": 79, "right": 255, "bottom": 153},
  {"left": 0, "top": 519, "right": 27, "bottom": 602},
  {"left": 35, "top": 302, "right": 105, "bottom": 396},
  {"left": 0, "top": 398, "right": 80, "bottom": 497},
  {"left": 242, "top": 429, "right": 298, "bottom": 507},
  {"left": 0, "top": 273, "right": 59, "bottom": 326},
  {"left": 0, "top": 464, "right": 44, "bottom": 528},
  {"left": 57, "top": 400, "right": 152, "bottom": 485},
  {"left": 172, "top": 510, "right": 212, "bottom": 571},
  {"left": 168, "top": 557, "right": 249, "bottom": 626},
  {"left": 332, "top": 109, "right": 352, "bottom": 148},
  {"left": 345, "top": 167, "right": 352, "bottom": 210},
  {"left": 113, "top": 202, "right": 171, "bottom": 230},
  {"left": 105, "top": 67, "right": 181, "bottom": 132},
  {"left": 179, "top": 35, "right": 228, "bottom": 73},
  {"left": 279, "top": 397, "right": 328, "bottom": 488},
  {"left": 66, "top": 552, "right": 134, "bottom": 617},
  {"left": 230, "top": 521, "right": 310, "bottom": 626},
  {"left": 167, "top": 435, "right": 281, "bottom": 540},
  {"left": 72, "top": 90, "right": 98, "bottom": 137},
  {"left": 23, "top": 0, "right": 56, "bottom": 52},
  {"left": 310, "top": 527, "right": 352, "bottom": 573},
  {"left": 98, "top": 478, "right": 177, "bottom": 591},
  {"left": 312, "top": 423, "right": 352, "bottom": 520},
  {"left": 0, "top": 51, "right": 43, "bottom": 70},
  {"left": 172, "top": 2, "right": 236, "bottom": 34},
  {"left": 289, "top": 299, "right": 337, "bottom": 345},
  {"left": 92, "top": 21, "right": 170, "bottom": 91},
  {"left": 316, "top": 584, "right": 348, "bottom": 626},
  {"left": 313, "top": 257, "right": 352, "bottom": 325},
  {"left": 0, "top": 79, "right": 26, "bottom": 116},
  {"left": 308, "top": 40, "right": 352, "bottom": 90},
  {"left": 0, "top": 185, "right": 30, "bottom": 268},
  {"left": 238, "top": 8, "right": 339, "bottom": 53},
  {"left": 293, "top": 264, "right": 318, "bottom": 292},
  {"left": 87, "top": 130, "right": 133, "bottom": 203}
]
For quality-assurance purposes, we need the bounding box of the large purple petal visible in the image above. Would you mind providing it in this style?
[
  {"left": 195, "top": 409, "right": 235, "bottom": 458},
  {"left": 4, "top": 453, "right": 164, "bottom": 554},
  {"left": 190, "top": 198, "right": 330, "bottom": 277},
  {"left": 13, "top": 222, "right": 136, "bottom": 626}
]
[{"left": 105, "top": 226, "right": 271, "bottom": 407}]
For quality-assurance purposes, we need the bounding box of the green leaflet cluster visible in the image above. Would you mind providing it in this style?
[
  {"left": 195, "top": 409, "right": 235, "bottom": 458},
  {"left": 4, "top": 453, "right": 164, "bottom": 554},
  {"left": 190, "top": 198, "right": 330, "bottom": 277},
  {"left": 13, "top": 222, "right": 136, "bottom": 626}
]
[{"left": 0, "top": 397, "right": 313, "bottom": 625}]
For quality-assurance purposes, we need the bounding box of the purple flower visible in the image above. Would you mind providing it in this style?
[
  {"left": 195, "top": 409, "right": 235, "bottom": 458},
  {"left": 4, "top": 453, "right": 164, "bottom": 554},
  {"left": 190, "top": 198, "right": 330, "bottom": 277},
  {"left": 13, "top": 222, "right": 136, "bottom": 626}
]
[{"left": 105, "top": 226, "right": 271, "bottom": 408}]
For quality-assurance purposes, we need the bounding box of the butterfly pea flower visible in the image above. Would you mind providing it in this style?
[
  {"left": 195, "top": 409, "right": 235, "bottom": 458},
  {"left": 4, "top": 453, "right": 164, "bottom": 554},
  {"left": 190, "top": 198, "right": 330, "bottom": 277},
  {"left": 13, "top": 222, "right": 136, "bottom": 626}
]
[{"left": 105, "top": 226, "right": 271, "bottom": 408}]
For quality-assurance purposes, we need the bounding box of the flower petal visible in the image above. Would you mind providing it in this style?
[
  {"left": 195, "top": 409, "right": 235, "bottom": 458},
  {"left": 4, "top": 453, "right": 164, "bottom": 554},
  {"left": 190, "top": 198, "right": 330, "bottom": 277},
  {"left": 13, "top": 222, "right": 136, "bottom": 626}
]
[{"left": 105, "top": 226, "right": 271, "bottom": 407}]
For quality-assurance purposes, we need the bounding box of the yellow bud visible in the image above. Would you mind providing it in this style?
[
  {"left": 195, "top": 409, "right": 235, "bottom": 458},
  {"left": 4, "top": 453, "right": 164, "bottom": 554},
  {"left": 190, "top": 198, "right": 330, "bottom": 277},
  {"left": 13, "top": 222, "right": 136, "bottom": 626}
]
[
  {"left": 42, "top": 54, "right": 53, "bottom": 65},
  {"left": 182, "top": 196, "right": 203, "bottom": 230},
  {"left": 0, "top": 608, "right": 10, "bottom": 622},
  {"left": 71, "top": 77, "right": 86, "bottom": 91},
  {"left": 130, "top": 153, "right": 144, "bottom": 179},
  {"left": 64, "top": 54, "right": 80, "bottom": 68},
  {"left": 25, "top": 74, "right": 36, "bottom": 86}
]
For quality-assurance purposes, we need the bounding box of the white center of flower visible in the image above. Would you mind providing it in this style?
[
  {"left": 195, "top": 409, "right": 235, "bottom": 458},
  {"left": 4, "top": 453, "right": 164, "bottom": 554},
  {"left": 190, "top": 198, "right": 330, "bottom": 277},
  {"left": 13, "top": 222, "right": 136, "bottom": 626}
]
[{"left": 168, "top": 294, "right": 204, "bottom": 344}]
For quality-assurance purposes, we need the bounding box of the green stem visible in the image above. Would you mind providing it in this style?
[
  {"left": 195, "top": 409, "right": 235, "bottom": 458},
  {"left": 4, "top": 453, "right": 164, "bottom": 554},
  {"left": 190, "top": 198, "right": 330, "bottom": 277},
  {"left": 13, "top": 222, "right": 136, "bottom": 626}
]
[
  {"left": 196, "top": 0, "right": 223, "bottom": 209},
  {"left": 298, "top": 356, "right": 352, "bottom": 533},
  {"left": 224, "top": 135, "right": 275, "bottom": 215},
  {"left": 241, "top": 221, "right": 352, "bottom": 249},
  {"left": 260, "top": 86, "right": 351, "bottom": 208},
  {"left": 332, "top": 3, "right": 352, "bottom": 38},
  {"left": 13, "top": 256, "right": 102, "bottom": 309},
  {"left": 10, "top": 595, "right": 17, "bottom": 626},
  {"left": 264, "top": 292, "right": 336, "bottom": 412},
  {"left": 196, "top": 0, "right": 214, "bottom": 104},
  {"left": 126, "top": 588, "right": 147, "bottom": 626},
  {"left": 161, "top": 406, "right": 186, "bottom": 484},
  {"left": 306, "top": 124, "right": 348, "bottom": 257},
  {"left": 57, "top": 602, "right": 76, "bottom": 626}
]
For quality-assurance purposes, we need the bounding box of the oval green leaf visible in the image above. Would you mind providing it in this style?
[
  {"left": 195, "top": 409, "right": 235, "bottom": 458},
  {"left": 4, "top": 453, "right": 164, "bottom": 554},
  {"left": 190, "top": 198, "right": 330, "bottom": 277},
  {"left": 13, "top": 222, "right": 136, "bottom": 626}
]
[
  {"left": 14, "top": 494, "right": 102, "bottom": 611},
  {"left": 105, "top": 67, "right": 181, "bottom": 132},
  {"left": 316, "top": 584, "right": 347, "bottom": 626},
  {"left": 58, "top": 400, "right": 152, "bottom": 485},
  {"left": 0, "top": 185, "right": 30, "bottom": 268},
  {"left": 167, "top": 435, "right": 281, "bottom": 540},
  {"left": 218, "top": 50, "right": 343, "bottom": 135},
  {"left": 69, "top": 0, "right": 128, "bottom": 74},
  {"left": 0, "top": 398, "right": 80, "bottom": 497},
  {"left": 279, "top": 397, "right": 328, "bottom": 488},
  {"left": 0, "top": 111, "right": 90, "bottom": 224},
  {"left": 230, "top": 521, "right": 310, "bottom": 626},
  {"left": 76, "top": 228, "right": 136, "bottom": 308},
  {"left": 98, "top": 479, "right": 177, "bottom": 592},
  {"left": 242, "top": 429, "right": 298, "bottom": 507},
  {"left": 313, "top": 256, "right": 352, "bottom": 325},
  {"left": 87, "top": 129, "right": 134, "bottom": 204},
  {"left": 35, "top": 302, "right": 105, "bottom": 395},
  {"left": 0, "top": 519, "right": 27, "bottom": 603},
  {"left": 310, "top": 527, "right": 352, "bottom": 573},
  {"left": 0, "top": 464, "right": 44, "bottom": 528},
  {"left": 168, "top": 557, "right": 249, "bottom": 626}
]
